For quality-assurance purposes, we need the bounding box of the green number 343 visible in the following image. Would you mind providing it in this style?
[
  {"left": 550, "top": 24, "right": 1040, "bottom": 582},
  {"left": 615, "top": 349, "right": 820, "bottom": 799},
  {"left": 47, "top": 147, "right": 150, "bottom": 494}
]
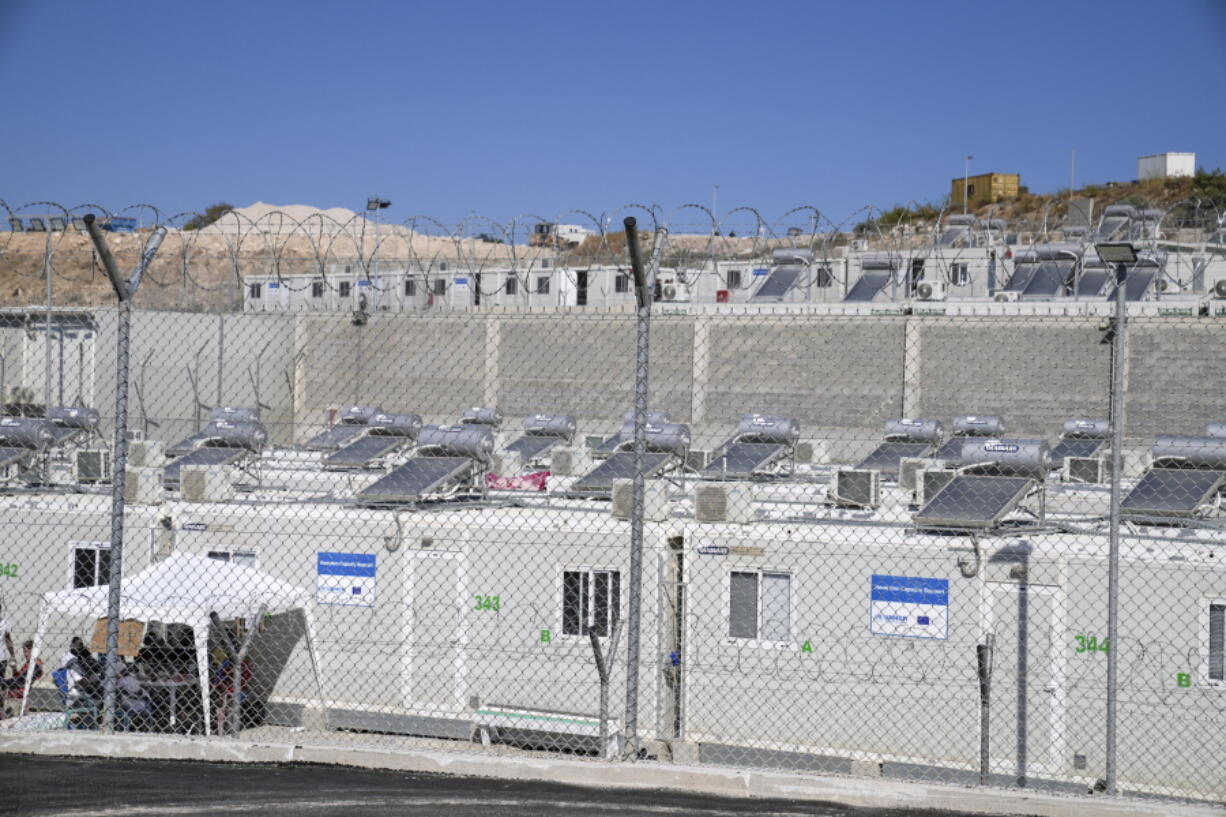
[
  {"left": 1074, "top": 635, "right": 1110, "bottom": 654},
  {"left": 473, "top": 595, "right": 501, "bottom": 612}
]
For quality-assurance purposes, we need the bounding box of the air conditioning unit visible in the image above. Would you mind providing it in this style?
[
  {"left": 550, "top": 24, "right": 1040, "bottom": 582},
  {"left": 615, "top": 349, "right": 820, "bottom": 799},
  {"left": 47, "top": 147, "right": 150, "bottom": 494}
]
[
  {"left": 75, "top": 450, "right": 112, "bottom": 484},
  {"left": 128, "top": 439, "right": 165, "bottom": 468},
  {"left": 488, "top": 451, "right": 522, "bottom": 477},
  {"left": 549, "top": 447, "right": 590, "bottom": 477},
  {"left": 899, "top": 457, "right": 943, "bottom": 493},
  {"left": 124, "top": 467, "right": 163, "bottom": 505},
  {"left": 828, "top": 468, "right": 881, "bottom": 509},
  {"left": 685, "top": 449, "right": 710, "bottom": 471},
  {"left": 1153, "top": 278, "right": 1180, "bottom": 294},
  {"left": 914, "top": 280, "right": 947, "bottom": 301},
  {"left": 694, "top": 482, "right": 755, "bottom": 524},
  {"left": 611, "top": 478, "right": 669, "bottom": 522},
  {"left": 125, "top": 429, "right": 146, "bottom": 443},
  {"left": 993, "top": 291, "right": 1022, "bottom": 302},
  {"left": 1213, "top": 279, "right": 1226, "bottom": 299},
  {"left": 1063, "top": 456, "right": 1106, "bottom": 484},
  {"left": 915, "top": 466, "right": 957, "bottom": 507},
  {"left": 180, "top": 465, "right": 234, "bottom": 502}
]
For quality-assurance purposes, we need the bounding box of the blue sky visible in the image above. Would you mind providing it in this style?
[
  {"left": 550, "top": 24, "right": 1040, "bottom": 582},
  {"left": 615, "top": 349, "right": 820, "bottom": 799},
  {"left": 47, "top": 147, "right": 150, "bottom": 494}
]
[{"left": 1, "top": 0, "right": 1223, "bottom": 229}]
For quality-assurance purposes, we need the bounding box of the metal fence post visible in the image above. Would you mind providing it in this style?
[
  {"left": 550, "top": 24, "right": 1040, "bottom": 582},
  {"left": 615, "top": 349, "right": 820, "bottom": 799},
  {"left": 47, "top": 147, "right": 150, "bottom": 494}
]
[
  {"left": 1105, "top": 259, "right": 1128, "bottom": 795},
  {"left": 621, "top": 217, "right": 654, "bottom": 758},
  {"left": 84, "top": 215, "right": 165, "bottom": 732}
]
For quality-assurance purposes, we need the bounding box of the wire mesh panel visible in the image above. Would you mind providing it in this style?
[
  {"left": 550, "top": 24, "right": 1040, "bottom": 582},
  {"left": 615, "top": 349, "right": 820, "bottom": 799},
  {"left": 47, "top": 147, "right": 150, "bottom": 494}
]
[{"left": 0, "top": 200, "right": 1223, "bottom": 807}]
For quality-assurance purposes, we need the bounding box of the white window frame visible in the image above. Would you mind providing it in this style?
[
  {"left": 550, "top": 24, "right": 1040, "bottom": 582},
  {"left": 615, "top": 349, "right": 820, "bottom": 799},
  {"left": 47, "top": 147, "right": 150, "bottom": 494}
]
[
  {"left": 248, "top": 283, "right": 262, "bottom": 300},
  {"left": 557, "top": 565, "right": 621, "bottom": 640},
  {"left": 724, "top": 567, "right": 795, "bottom": 650},
  {"left": 536, "top": 276, "right": 551, "bottom": 295},
  {"left": 311, "top": 280, "right": 324, "bottom": 298},
  {"left": 205, "top": 548, "right": 259, "bottom": 570},
  {"left": 338, "top": 280, "right": 352, "bottom": 298},
  {"left": 404, "top": 279, "right": 416, "bottom": 297},
  {"left": 1203, "top": 596, "right": 1226, "bottom": 687},
  {"left": 951, "top": 262, "right": 970, "bottom": 286},
  {"left": 67, "top": 537, "right": 110, "bottom": 588}
]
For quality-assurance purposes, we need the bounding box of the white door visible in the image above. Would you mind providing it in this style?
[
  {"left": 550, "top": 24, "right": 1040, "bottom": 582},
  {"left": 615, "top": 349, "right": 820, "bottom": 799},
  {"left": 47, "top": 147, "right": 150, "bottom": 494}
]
[
  {"left": 402, "top": 550, "right": 468, "bottom": 715},
  {"left": 983, "top": 582, "right": 1066, "bottom": 782}
]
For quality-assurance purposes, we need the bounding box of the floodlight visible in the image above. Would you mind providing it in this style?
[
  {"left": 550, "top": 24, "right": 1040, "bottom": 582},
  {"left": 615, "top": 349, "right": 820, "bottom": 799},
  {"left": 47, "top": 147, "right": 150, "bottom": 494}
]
[
  {"left": 366, "top": 197, "right": 391, "bottom": 211},
  {"left": 1095, "top": 242, "right": 1137, "bottom": 264}
]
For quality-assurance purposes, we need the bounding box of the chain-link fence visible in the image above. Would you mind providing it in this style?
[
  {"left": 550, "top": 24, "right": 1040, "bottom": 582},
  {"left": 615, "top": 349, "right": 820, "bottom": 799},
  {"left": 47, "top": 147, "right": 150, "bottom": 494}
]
[{"left": 0, "top": 201, "right": 1223, "bottom": 806}]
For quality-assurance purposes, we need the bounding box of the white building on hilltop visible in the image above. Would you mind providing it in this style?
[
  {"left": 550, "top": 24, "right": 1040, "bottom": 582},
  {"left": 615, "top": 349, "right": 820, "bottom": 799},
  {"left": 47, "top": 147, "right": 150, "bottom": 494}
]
[{"left": 1137, "top": 152, "right": 1195, "bottom": 181}]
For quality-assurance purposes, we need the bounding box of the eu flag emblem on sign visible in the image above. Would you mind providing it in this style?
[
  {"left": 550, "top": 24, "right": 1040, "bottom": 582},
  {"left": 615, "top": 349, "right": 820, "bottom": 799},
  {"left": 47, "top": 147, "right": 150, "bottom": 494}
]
[{"left": 917, "top": 616, "right": 930, "bottom": 625}]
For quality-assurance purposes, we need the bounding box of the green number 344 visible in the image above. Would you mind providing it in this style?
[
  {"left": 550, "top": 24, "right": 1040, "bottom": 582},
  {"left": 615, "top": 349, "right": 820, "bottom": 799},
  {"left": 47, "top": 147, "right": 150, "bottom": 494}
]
[
  {"left": 1074, "top": 635, "right": 1110, "bottom": 654},
  {"left": 473, "top": 595, "right": 501, "bottom": 612}
]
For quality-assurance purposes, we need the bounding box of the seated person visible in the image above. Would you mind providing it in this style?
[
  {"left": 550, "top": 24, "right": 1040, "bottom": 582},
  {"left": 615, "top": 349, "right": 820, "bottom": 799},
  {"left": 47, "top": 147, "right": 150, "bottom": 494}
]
[
  {"left": 59, "top": 637, "right": 102, "bottom": 728},
  {"left": 116, "top": 664, "right": 151, "bottom": 732},
  {"left": 2, "top": 640, "right": 44, "bottom": 718}
]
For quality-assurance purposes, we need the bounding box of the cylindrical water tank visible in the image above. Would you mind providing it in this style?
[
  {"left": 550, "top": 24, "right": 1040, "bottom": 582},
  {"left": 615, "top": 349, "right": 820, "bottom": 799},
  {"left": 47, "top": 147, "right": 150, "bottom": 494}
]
[
  {"left": 954, "top": 438, "right": 1050, "bottom": 479},
  {"left": 643, "top": 422, "right": 691, "bottom": 456},
  {"left": 884, "top": 418, "right": 943, "bottom": 443},
  {"left": 369, "top": 413, "right": 422, "bottom": 438},
  {"left": 735, "top": 414, "right": 800, "bottom": 445},
  {"left": 418, "top": 424, "right": 494, "bottom": 461},
  {"left": 340, "top": 405, "right": 382, "bottom": 425},
  {"left": 1151, "top": 435, "right": 1226, "bottom": 470},
  {"left": 48, "top": 406, "right": 100, "bottom": 432},
  {"left": 523, "top": 414, "right": 576, "bottom": 440},
  {"left": 952, "top": 415, "right": 1005, "bottom": 437},
  {"left": 1062, "top": 418, "right": 1110, "bottom": 439},
  {"left": 211, "top": 406, "right": 260, "bottom": 423},
  {"left": 461, "top": 407, "right": 503, "bottom": 427},
  {"left": 1205, "top": 422, "right": 1226, "bottom": 440},
  {"left": 0, "top": 417, "right": 55, "bottom": 449},
  {"left": 206, "top": 420, "right": 268, "bottom": 451},
  {"left": 622, "top": 409, "right": 672, "bottom": 425}
]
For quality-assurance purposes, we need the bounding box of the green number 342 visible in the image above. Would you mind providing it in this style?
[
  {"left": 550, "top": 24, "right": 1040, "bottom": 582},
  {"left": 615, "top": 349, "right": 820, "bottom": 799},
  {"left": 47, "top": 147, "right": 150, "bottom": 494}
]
[
  {"left": 473, "top": 595, "right": 501, "bottom": 612},
  {"left": 1074, "top": 635, "right": 1110, "bottom": 654}
]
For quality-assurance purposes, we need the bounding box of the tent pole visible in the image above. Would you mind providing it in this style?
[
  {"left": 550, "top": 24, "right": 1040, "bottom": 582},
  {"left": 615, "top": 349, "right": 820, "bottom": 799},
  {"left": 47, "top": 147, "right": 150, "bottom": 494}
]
[{"left": 20, "top": 603, "right": 51, "bottom": 717}]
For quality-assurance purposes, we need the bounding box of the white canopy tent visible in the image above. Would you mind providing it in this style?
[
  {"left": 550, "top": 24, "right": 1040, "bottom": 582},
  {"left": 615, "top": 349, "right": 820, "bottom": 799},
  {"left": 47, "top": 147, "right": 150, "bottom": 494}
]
[{"left": 22, "top": 553, "right": 327, "bottom": 736}]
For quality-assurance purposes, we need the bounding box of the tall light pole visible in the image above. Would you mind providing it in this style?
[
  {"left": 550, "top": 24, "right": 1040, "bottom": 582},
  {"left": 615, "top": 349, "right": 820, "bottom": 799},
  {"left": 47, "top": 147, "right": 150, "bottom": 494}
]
[
  {"left": 366, "top": 197, "right": 391, "bottom": 277},
  {"left": 963, "top": 155, "right": 973, "bottom": 215},
  {"left": 712, "top": 184, "right": 719, "bottom": 236}
]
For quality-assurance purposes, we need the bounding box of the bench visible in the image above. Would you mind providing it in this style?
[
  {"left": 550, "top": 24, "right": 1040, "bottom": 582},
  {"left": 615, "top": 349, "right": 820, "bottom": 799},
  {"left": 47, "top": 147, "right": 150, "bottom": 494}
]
[{"left": 473, "top": 705, "right": 622, "bottom": 759}]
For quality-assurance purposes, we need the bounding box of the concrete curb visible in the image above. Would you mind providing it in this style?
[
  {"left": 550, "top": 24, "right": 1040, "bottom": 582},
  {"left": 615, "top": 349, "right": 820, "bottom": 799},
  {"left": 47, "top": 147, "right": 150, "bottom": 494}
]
[{"left": 1, "top": 732, "right": 1219, "bottom": 817}]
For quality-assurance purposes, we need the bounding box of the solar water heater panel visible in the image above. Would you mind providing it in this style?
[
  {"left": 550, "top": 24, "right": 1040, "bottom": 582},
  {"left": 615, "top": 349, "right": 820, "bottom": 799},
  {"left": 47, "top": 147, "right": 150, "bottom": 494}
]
[
  {"left": 855, "top": 441, "right": 934, "bottom": 477},
  {"left": 844, "top": 270, "right": 891, "bottom": 302},
  {"left": 913, "top": 475, "right": 1033, "bottom": 529},
  {"left": 163, "top": 447, "right": 246, "bottom": 487},
  {"left": 304, "top": 424, "right": 366, "bottom": 452},
  {"left": 356, "top": 457, "right": 473, "bottom": 503},
  {"left": 166, "top": 430, "right": 212, "bottom": 458},
  {"left": 0, "top": 446, "right": 32, "bottom": 468},
  {"left": 1123, "top": 269, "right": 1156, "bottom": 301},
  {"left": 48, "top": 425, "right": 80, "bottom": 446},
  {"left": 1021, "top": 261, "right": 1070, "bottom": 297},
  {"left": 1076, "top": 269, "right": 1109, "bottom": 297},
  {"left": 700, "top": 443, "right": 785, "bottom": 479},
  {"left": 752, "top": 266, "right": 801, "bottom": 300},
  {"left": 505, "top": 436, "right": 561, "bottom": 462},
  {"left": 323, "top": 436, "right": 405, "bottom": 469},
  {"left": 1050, "top": 438, "right": 1105, "bottom": 467},
  {"left": 1120, "top": 468, "right": 1224, "bottom": 518},
  {"left": 934, "top": 438, "right": 964, "bottom": 460},
  {"left": 592, "top": 433, "right": 624, "bottom": 455},
  {"left": 569, "top": 452, "right": 671, "bottom": 497}
]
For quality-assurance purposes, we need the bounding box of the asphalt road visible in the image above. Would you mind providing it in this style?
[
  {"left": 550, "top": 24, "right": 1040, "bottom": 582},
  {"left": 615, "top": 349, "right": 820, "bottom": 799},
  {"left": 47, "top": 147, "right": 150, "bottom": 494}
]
[{"left": 2, "top": 755, "right": 990, "bottom": 817}]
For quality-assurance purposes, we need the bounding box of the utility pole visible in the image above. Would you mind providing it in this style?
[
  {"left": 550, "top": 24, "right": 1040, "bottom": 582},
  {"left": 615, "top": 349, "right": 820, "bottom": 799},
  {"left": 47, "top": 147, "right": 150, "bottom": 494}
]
[{"left": 963, "top": 155, "right": 973, "bottom": 215}]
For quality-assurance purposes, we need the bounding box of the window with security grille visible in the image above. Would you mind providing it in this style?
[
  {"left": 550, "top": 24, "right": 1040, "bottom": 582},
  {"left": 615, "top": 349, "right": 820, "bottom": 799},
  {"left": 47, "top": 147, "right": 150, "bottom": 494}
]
[
  {"left": 339, "top": 281, "right": 351, "bottom": 298},
  {"left": 248, "top": 283, "right": 261, "bottom": 299},
  {"left": 312, "top": 281, "right": 324, "bottom": 298},
  {"left": 729, "top": 570, "right": 791, "bottom": 641},
  {"left": 562, "top": 569, "right": 620, "bottom": 637},
  {"left": 815, "top": 265, "right": 833, "bottom": 287},
  {"left": 404, "top": 279, "right": 416, "bottom": 297},
  {"left": 727, "top": 269, "right": 742, "bottom": 289},
  {"left": 614, "top": 274, "right": 629, "bottom": 293},
  {"left": 952, "top": 263, "right": 970, "bottom": 285},
  {"left": 505, "top": 275, "right": 518, "bottom": 295},
  {"left": 536, "top": 276, "right": 550, "bottom": 295},
  {"left": 433, "top": 279, "right": 446, "bottom": 296},
  {"left": 71, "top": 543, "right": 110, "bottom": 589}
]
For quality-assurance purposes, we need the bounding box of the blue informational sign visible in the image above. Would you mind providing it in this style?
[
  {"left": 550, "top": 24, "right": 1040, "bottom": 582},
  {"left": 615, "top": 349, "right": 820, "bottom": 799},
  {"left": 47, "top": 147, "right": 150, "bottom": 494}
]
[
  {"left": 267, "top": 281, "right": 280, "bottom": 289},
  {"left": 752, "top": 268, "right": 769, "bottom": 277},
  {"left": 454, "top": 277, "right": 469, "bottom": 287},
  {"left": 869, "top": 574, "right": 948, "bottom": 639},
  {"left": 316, "top": 552, "right": 377, "bottom": 607}
]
